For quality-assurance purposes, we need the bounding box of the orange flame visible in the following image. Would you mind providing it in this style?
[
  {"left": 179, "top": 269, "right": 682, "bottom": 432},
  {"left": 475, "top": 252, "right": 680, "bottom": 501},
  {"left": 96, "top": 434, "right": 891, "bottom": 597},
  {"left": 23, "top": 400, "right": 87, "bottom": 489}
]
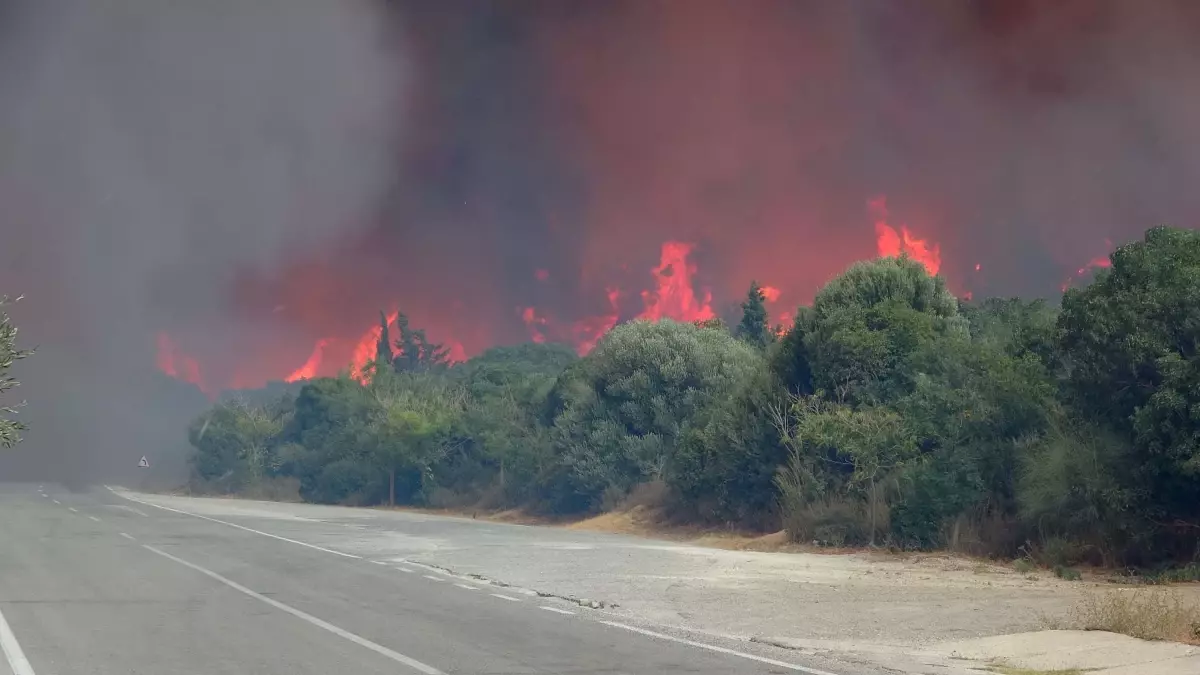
[
  {"left": 760, "top": 285, "right": 781, "bottom": 303},
  {"left": 285, "top": 339, "right": 329, "bottom": 383},
  {"left": 870, "top": 196, "right": 941, "bottom": 276},
  {"left": 350, "top": 310, "right": 399, "bottom": 383},
  {"left": 637, "top": 241, "right": 715, "bottom": 323}
]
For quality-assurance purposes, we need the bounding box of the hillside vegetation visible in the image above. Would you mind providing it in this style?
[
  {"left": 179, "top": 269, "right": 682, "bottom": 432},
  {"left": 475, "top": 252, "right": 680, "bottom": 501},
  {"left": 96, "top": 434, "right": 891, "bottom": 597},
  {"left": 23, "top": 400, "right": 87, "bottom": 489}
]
[{"left": 187, "top": 226, "right": 1200, "bottom": 568}]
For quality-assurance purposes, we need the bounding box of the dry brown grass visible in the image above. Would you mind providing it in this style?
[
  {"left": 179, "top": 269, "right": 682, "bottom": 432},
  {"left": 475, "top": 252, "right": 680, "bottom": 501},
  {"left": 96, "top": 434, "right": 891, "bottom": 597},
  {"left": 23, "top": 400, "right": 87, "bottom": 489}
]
[
  {"left": 987, "top": 667, "right": 1083, "bottom": 675},
  {"left": 1066, "top": 587, "right": 1200, "bottom": 645}
]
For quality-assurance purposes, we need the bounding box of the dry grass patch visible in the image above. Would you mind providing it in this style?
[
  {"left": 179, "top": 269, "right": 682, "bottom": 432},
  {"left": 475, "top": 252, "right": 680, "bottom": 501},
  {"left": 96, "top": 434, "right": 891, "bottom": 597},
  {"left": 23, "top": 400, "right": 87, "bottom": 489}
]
[
  {"left": 1068, "top": 587, "right": 1200, "bottom": 645},
  {"left": 987, "top": 667, "right": 1083, "bottom": 675}
]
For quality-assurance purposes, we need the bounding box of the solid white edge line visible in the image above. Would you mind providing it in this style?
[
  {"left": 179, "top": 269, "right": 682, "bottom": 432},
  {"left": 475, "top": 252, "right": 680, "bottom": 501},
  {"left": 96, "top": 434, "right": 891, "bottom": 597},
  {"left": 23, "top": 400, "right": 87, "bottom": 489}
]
[
  {"left": 538, "top": 606, "right": 574, "bottom": 615},
  {"left": 140, "top": 544, "right": 443, "bottom": 675},
  {"left": 596, "top": 620, "right": 841, "bottom": 675},
  {"left": 490, "top": 593, "right": 521, "bottom": 602},
  {"left": 110, "top": 488, "right": 360, "bottom": 560},
  {"left": 0, "top": 604, "right": 35, "bottom": 675}
]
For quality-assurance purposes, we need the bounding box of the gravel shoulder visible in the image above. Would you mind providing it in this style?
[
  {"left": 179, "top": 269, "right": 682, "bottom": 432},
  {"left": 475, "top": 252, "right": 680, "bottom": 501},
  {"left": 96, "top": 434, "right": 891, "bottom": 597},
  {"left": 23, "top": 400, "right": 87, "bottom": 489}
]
[{"left": 120, "top": 491, "right": 1087, "bottom": 651}]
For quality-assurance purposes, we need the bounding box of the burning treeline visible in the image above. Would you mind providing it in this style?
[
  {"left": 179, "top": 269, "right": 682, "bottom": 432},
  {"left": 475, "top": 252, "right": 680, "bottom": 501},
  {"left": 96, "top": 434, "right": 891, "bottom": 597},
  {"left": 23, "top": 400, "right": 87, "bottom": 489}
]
[
  {"left": 157, "top": 201, "right": 952, "bottom": 395},
  {"left": 149, "top": 0, "right": 1195, "bottom": 397}
]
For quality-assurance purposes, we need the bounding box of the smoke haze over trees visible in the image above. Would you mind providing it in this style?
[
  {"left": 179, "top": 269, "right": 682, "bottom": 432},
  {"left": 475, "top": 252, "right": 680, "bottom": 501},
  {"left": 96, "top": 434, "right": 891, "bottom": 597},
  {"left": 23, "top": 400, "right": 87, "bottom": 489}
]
[{"left": 4, "top": 0, "right": 1200, "bottom": 498}]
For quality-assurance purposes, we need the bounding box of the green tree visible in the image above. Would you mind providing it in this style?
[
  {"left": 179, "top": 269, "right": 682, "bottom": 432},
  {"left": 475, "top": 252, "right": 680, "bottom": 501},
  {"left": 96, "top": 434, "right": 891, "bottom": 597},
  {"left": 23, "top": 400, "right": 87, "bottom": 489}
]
[
  {"left": 455, "top": 344, "right": 577, "bottom": 505},
  {"left": 734, "top": 281, "right": 771, "bottom": 347},
  {"left": 0, "top": 296, "right": 32, "bottom": 448},
  {"left": 188, "top": 396, "right": 289, "bottom": 489},
  {"left": 1058, "top": 226, "right": 1200, "bottom": 559},
  {"left": 547, "top": 319, "right": 761, "bottom": 512},
  {"left": 366, "top": 370, "right": 466, "bottom": 506},
  {"left": 804, "top": 257, "right": 966, "bottom": 404},
  {"left": 392, "top": 313, "right": 450, "bottom": 373}
]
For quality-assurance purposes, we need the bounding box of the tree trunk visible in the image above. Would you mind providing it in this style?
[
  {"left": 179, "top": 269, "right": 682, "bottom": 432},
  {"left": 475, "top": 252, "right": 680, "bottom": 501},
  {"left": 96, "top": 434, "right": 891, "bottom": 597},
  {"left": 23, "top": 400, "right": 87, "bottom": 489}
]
[{"left": 389, "top": 467, "right": 396, "bottom": 507}]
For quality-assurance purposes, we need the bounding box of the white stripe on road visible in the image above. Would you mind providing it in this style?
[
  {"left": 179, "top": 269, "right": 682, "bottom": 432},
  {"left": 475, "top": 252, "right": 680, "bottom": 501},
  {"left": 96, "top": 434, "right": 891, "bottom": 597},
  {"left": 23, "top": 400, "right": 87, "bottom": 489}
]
[
  {"left": 67, "top": 507, "right": 77, "bottom": 513},
  {"left": 597, "top": 621, "right": 840, "bottom": 675},
  {"left": 422, "top": 575, "right": 443, "bottom": 582},
  {"left": 0, "top": 604, "right": 35, "bottom": 675},
  {"left": 141, "top": 544, "right": 443, "bottom": 675},
  {"left": 119, "top": 533, "right": 135, "bottom": 541},
  {"left": 50, "top": 500, "right": 59, "bottom": 505},
  {"left": 112, "top": 489, "right": 360, "bottom": 560},
  {"left": 396, "top": 567, "right": 415, "bottom": 573},
  {"left": 88, "top": 515, "right": 101, "bottom": 523},
  {"left": 453, "top": 583, "right": 477, "bottom": 591},
  {"left": 38, "top": 494, "right": 46, "bottom": 498},
  {"left": 539, "top": 606, "right": 574, "bottom": 615},
  {"left": 490, "top": 593, "right": 521, "bottom": 602}
]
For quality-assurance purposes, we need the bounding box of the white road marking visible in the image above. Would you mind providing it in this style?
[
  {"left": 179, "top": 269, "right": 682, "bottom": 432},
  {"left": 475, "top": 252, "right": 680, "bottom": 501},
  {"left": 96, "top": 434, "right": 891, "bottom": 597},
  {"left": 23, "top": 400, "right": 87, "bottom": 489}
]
[
  {"left": 110, "top": 505, "right": 148, "bottom": 517},
  {"left": 597, "top": 620, "right": 840, "bottom": 675},
  {"left": 119, "top": 533, "right": 135, "bottom": 541},
  {"left": 141, "top": 545, "right": 443, "bottom": 675},
  {"left": 539, "top": 606, "right": 574, "bottom": 616},
  {"left": 490, "top": 593, "right": 521, "bottom": 602},
  {"left": 112, "top": 489, "right": 360, "bottom": 560},
  {"left": 88, "top": 515, "right": 101, "bottom": 523},
  {"left": 38, "top": 494, "right": 47, "bottom": 499},
  {"left": 370, "top": 560, "right": 387, "bottom": 565},
  {"left": 422, "top": 575, "right": 443, "bottom": 582},
  {"left": 453, "top": 583, "right": 477, "bottom": 591},
  {"left": 51, "top": 500, "right": 60, "bottom": 505},
  {"left": 67, "top": 507, "right": 77, "bottom": 513},
  {"left": 0, "top": 604, "right": 35, "bottom": 675},
  {"left": 396, "top": 567, "right": 416, "bottom": 573}
]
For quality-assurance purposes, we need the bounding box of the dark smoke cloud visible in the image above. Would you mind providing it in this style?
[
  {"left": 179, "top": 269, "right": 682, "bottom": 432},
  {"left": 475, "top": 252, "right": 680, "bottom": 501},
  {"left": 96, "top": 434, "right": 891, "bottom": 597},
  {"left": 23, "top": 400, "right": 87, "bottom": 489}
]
[
  {"left": 0, "top": 0, "right": 404, "bottom": 482},
  {"left": 331, "top": 0, "right": 1200, "bottom": 355},
  {"left": 4, "top": 0, "right": 1200, "bottom": 482}
]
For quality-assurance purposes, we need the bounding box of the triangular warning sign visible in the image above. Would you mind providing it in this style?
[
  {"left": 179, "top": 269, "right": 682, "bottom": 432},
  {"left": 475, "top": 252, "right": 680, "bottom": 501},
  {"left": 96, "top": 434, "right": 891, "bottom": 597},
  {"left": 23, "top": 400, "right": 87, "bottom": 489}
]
[{"left": 138, "top": 456, "right": 150, "bottom": 468}]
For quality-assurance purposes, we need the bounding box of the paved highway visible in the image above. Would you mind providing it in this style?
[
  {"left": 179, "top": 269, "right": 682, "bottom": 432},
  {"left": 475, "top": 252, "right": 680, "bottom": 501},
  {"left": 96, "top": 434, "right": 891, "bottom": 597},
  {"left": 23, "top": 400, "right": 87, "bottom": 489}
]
[{"left": 0, "top": 483, "right": 862, "bottom": 675}]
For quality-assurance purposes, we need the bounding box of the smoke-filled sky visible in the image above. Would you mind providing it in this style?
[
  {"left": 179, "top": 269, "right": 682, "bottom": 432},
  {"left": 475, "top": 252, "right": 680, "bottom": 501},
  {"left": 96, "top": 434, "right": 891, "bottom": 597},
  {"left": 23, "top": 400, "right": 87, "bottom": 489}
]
[{"left": 3, "top": 0, "right": 1200, "bottom": 480}]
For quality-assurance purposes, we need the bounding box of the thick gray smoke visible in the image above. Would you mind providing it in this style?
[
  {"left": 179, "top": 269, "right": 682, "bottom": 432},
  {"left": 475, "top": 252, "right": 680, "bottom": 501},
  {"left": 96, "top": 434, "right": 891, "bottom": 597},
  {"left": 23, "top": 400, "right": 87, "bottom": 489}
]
[{"left": 0, "top": 0, "right": 405, "bottom": 483}]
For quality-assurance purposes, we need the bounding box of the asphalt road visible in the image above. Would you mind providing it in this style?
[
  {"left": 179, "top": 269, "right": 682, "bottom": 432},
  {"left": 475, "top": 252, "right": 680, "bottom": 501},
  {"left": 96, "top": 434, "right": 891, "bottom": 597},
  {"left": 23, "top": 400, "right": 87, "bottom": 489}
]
[{"left": 0, "top": 483, "right": 863, "bottom": 675}]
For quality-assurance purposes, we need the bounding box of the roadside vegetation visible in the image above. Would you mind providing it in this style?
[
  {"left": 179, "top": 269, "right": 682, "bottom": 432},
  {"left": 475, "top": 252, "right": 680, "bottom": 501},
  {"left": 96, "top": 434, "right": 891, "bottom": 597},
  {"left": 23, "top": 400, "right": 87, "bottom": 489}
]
[
  {"left": 0, "top": 295, "right": 32, "bottom": 448},
  {"left": 187, "top": 226, "right": 1200, "bottom": 571},
  {"left": 1069, "top": 588, "right": 1200, "bottom": 645}
]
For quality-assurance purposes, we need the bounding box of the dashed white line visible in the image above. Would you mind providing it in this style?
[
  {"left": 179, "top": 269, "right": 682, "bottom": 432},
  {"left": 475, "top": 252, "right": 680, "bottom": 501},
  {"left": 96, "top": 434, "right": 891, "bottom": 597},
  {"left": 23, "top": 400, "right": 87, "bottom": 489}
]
[
  {"left": 88, "top": 515, "right": 101, "bottom": 523},
  {"left": 453, "top": 583, "right": 477, "bottom": 591},
  {"left": 67, "top": 507, "right": 77, "bottom": 513},
  {"left": 396, "top": 567, "right": 416, "bottom": 573},
  {"left": 0, "top": 604, "right": 35, "bottom": 675},
  {"left": 111, "top": 489, "right": 361, "bottom": 560},
  {"left": 141, "top": 544, "right": 443, "bottom": 675},
  {"left": 422, "top": 575, "right": 443, "bottom": 582},
  {"left": 51, "top": 499, "right": 60, "bottom": 505},
  {"left": 370, "top": 560, "right": 387, "bottom": 565},
  {"left": 539, "top": 606, "right": 574, "bottom": 616},
  {"left": 39, "top": 494, "right": 47, "bottom": 498},
  {"left": 490, "top": 593, "right": 521, "bottom": 602},
  {"left": 597, "top": 620, "right": 840, "bottom": 675},
  {"left": 119, "top": 533, "right": 135, "bottom": 541}
]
